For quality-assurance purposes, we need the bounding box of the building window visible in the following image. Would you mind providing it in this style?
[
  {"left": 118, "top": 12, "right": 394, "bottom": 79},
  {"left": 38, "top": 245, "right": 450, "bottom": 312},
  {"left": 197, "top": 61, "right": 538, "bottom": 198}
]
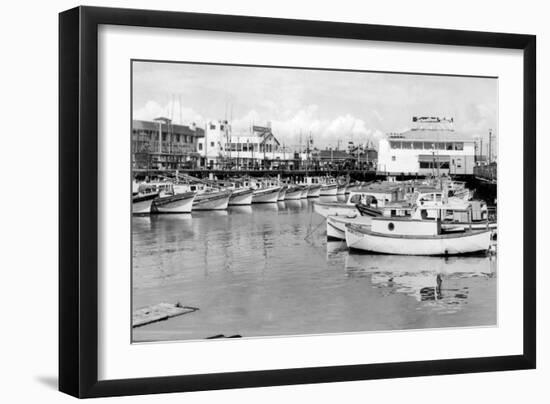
[
  {"left": 390, "top": 141, "right": 401, "bottom": 149},
  {"left": 210, "top": 141, "right": 215, "bottom": 147},
  {"left": 419, "top": 161, "right": 431, "bottom": 169},
  {"left": 454, "top": 142, "right": 464, "bottom": 150},
  {"left": 412, "top": 141, "right": 423, "bottom": 149},
  {"left": 198, "top": 143, "right": 203, "bottom": 151},
  {"left": 209, "top": 124, "right": 216, "bottom": 130},
  {"left": 402, "top": 142, "right": 412, "bottom": 149},
  {"left": 391, "top": 156, "right": 396, "bottom": 161}
]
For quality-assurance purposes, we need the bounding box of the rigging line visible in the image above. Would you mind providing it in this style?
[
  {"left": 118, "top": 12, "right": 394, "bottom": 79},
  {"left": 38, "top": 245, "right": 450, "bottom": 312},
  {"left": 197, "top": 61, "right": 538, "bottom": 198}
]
[{"left": 304, "top": 216, "right": 325, "bottom": 241}]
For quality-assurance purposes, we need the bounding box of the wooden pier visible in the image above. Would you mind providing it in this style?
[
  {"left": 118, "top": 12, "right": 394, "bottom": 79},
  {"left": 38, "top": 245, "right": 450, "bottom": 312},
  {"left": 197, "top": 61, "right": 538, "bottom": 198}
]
[{"left": 132, "top": 303, "right": 199, "bottom": 328}]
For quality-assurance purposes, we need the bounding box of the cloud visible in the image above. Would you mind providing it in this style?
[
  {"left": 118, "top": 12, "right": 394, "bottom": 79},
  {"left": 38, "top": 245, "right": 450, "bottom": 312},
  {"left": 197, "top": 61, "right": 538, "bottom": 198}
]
[
  {"left": 133, "top": 100, "right": 204, "bottom": 126},
  {"left": 231, "top": 105, "right": 382, "bottom": 149}
]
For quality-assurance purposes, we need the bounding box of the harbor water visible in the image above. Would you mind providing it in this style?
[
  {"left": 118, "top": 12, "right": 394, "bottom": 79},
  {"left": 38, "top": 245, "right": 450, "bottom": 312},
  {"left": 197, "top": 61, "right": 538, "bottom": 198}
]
[{"left": 132, "top": 196, "right": 497, "bottom": 342}]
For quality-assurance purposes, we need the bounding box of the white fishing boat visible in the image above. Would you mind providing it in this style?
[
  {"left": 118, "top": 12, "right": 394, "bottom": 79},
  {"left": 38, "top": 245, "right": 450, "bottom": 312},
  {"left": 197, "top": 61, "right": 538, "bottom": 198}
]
[
  {"left": 277, "top": 185, "right": 288, "bottom": 201},
  {"left": 152, "top": 191, "right": 196, "bottom": 213},
  {"left": 345, "top": 215, "right": 492, "bottom": 256},
  {"left": 252, "top": 186, "right": 281, "bottom": 203},
  {"left": 193, "top": 190, "right": 232, "bottom": 210},
  {"left": 327, "top": 214, "right": 377, "bottom": 240},
  {"left": 228, "top": 188, "right": 253, "bottom": 206},
  {"left": 313, "top": 182, "right": 403, "bottom": 218},
  {"left": 313, "top": 200, "right": 360, "bottom": 218},
  {"left": 132, "top": 191, "right": 159, "bottom": 215},
  {"left": 320, "top": 183, "right": 338, "bottom": 196},
  {"left": 285, "top": 185, "right": 303, "bottom": 200},
  {"left": 307, "top": 184, "right": 321, "bottom": 198}
]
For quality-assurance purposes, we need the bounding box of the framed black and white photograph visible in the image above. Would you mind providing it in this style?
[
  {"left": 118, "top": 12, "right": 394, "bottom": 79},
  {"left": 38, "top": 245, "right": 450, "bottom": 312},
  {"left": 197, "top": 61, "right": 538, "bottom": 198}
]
[{"left": 59, "top": 6, "right": 536, "bottom": 398}]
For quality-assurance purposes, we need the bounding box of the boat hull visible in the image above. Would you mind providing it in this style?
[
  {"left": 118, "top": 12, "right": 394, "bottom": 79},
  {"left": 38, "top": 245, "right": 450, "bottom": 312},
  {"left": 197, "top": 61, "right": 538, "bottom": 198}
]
[
  {"left": 336, "top": 185, "right": 347, "bottom": 195},
  {"left": 277, "top": 186, "right": 287, "bottom": 201},
  {"left": 132, "top": 192, "right": 159, "bottom": 215},
  {"left": 193, "top": 191, "right": 231, "bottom": 210},
  {"left": 345, "top": 225, "right": 492, "bottom": 255},
  {"left": 151, "top": 192, "right": 195, "bottom": 213},
  {"left": 228, "top": 189, "right": 253, "bottom": 206},
  {"left": 285, "top": 187, "right": 303, "bottom": 200},
  {"left": 313, "top": 201, "right": 358, "bottom": 218},
  {"left": 300, "top": 186, "right": 309, "bottom": 199},
  {"left": 327, "top": 215, "right": 375, "bottom": 240},
  {"left": 307, "top": 185, "right": 321, "bottom": 198},
  {"left": 320, "top": 184, "right": 338, "bottom": 196},
  {"left": 252, "top": 187, "right": 280, "bottom": 204}
]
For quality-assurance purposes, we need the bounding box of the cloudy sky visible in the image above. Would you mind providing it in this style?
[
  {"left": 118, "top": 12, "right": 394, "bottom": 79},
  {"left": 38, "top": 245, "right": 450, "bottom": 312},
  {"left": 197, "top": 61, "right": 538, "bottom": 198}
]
[{"left": 132, "top": 61, "right": 497, "bottom": 150}]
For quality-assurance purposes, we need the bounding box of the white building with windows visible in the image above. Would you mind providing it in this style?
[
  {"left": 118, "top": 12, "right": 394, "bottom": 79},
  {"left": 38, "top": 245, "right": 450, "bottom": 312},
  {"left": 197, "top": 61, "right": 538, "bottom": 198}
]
[
  {"left": 198, "top": 121, "right": 297, "bottom": 169},
  {"left": 377, "top": 117, "right": 477, "bottom": 175}
]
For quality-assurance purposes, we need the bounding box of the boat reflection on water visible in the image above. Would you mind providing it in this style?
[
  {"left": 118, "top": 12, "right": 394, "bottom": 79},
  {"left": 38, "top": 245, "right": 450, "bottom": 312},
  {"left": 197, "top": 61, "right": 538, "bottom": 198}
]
[
  {"left": 283, "top": 199, "right": 308, "bottom": 212},
  {"left": 344, "top": 251, "right": 496, "bottom": 311},
  {"left": 190, "top": 210, "right": 228, "bottom": 218},
  {"left": 228, "top": 205, "right": 253, "bottom": 215},
  {"left": 252, "top": 202, "right": 279, "bottom": 213},
  {"left": 326, "top": 240, "right": 348, "bottom": 259}
]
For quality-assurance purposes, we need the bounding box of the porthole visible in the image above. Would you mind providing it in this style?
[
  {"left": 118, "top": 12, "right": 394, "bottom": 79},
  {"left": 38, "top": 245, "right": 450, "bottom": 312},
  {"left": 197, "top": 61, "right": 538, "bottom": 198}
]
[{"left": 388, "top": 222, "right": 395, "bottom": 231}]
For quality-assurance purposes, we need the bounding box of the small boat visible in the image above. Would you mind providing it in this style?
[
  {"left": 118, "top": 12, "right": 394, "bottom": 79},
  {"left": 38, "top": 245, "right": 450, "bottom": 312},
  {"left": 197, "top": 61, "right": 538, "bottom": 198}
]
[
  {"left": 299, "top": 186, "right": 310, "bottom": 199},
  {"left": 307, "top": 184, "right": 321, "bottom": 198},
  {"left": 327, "top": 214, "right": 377, "bottom": 240},
  {"left": 193, "top": 190, "right": 232, "bottom": 210},
  {"left": 132, "top": 191, "right": 159, "bottom": 215},
  {"left": 151, "top": 191, "right": 196, "bottom": 213},
  {"left": 313, "top": 200, "right": 359, "bottom": 218},
  {"left": 228, "top": 188, "right": 253, "bottom": 206},
  {"left": 277, "top": 185, "right": 288, "bottom": 201},
  {"left": 252, "top": 186, "right": 281, "bottom": 203},
  {"left": 345, "top": 216, "right": 492, "bottom": 256},
  {"left": 284, "top": 186, "right": 303, "bottom": 200},
  {"left": 320, "top": 183, "right": 338, "bottom": 196}
]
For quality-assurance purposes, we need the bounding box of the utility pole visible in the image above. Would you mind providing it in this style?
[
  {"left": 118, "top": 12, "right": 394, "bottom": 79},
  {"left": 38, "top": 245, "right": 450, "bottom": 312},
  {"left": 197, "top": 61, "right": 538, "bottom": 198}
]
[{"left": 489, "top": 129, "right": 493, "bottom": 164}]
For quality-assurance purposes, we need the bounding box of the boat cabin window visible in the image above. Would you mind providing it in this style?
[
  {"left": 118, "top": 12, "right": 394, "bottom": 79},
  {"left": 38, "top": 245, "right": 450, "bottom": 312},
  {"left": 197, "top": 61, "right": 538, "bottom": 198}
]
[
  {"left": 349, "top": 194, "right": 362, "bottom": 204},
  {"left": 435, "top": 194, "right": 442, "bottom": 202},
  {"left": 388, "top": 222, "right": 395, "bottom": 231}
]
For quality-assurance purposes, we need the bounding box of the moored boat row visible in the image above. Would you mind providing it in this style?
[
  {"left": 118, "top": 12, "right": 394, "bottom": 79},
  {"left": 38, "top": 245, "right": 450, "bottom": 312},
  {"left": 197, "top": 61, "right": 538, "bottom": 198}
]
[
  {"left": 315, "top": 177, "right": 497, "bottom": 256},
  {"left": 132, "top": 174, "right": 350, "bottom": 214}
]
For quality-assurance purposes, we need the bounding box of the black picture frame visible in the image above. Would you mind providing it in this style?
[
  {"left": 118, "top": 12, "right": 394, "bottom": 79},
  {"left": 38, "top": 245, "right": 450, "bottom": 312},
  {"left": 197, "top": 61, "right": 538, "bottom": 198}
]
[{"left": 59, "top": 6, "right": 536, "bottom": 398}]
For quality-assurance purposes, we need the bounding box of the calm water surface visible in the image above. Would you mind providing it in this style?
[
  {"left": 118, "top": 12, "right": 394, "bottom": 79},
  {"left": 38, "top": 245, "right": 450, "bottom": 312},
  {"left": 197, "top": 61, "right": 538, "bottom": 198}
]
[{"left": 132, "top": 197, "right": 497, "bottom": 342}]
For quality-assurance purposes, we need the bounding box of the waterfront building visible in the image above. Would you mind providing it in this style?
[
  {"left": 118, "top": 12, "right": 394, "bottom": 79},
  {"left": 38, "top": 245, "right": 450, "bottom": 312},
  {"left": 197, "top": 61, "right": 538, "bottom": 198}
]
[
  {"left": 198, "top": 121, "right": 297, "bottom": 169},
  {"left": 377, "top": 117, "right": 476, "bottom": 175},
  {"left": 313, "top": 149, "right": 355, "bottom": 170},
  {"left": 132, "top": 118, "right": 204, "bottom": 172}
]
